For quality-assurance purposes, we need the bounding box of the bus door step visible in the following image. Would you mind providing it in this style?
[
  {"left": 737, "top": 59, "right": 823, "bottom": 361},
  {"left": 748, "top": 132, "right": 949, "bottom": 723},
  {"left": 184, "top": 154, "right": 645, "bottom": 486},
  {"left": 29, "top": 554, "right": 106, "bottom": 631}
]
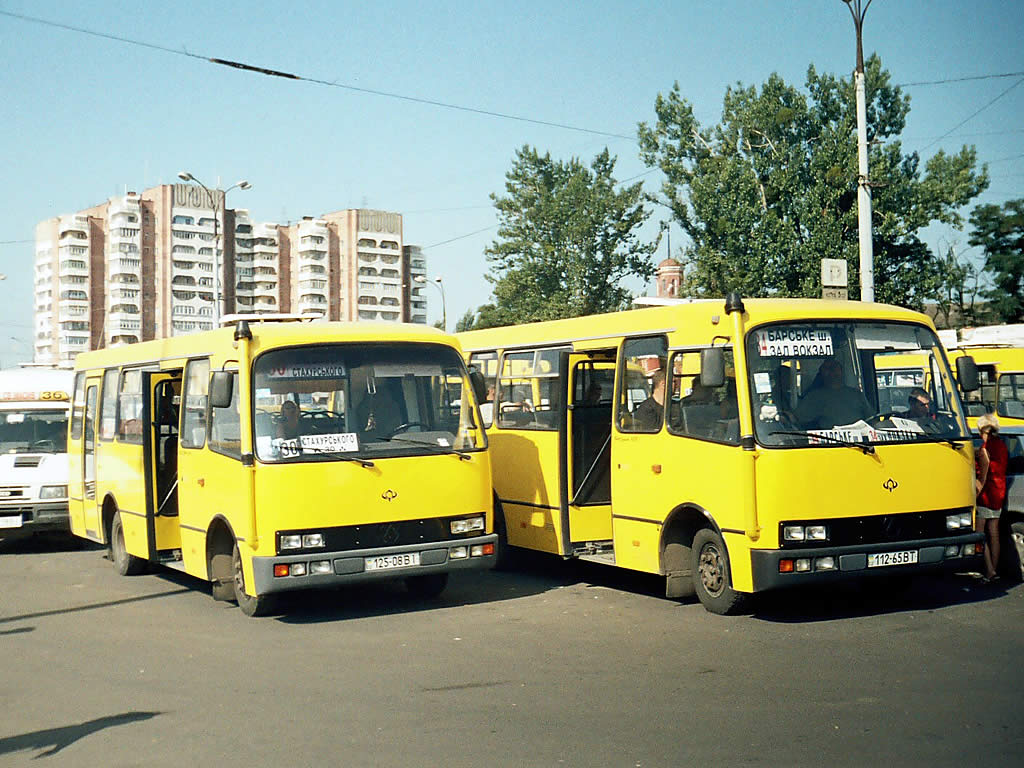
[
  {"left": 576, "top": 544, "right": 616, "bottom": 566},
  {"left": 158, "top": 549, "right": 185, "bottom": 572}
]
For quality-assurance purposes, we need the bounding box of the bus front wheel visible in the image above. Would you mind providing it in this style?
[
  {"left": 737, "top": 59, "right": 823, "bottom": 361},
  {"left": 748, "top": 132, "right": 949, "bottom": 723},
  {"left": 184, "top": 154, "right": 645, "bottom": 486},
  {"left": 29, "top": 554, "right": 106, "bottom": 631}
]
[
  {"left": 232, "top": 543, "right": 276, "bottom": 617},
  {"left": 692, "top": 528, "right": 749, "bottom": 615},
  {"left": 110, "top": 511, "right": 146, "bottom": 576}
]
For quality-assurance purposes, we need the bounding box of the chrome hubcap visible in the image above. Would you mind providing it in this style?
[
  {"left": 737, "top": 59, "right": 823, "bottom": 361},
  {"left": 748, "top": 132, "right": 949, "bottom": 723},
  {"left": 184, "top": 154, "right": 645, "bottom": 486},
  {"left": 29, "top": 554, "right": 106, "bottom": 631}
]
[{"left": 698, "top": 543, "right": 725, "bottom": 597}]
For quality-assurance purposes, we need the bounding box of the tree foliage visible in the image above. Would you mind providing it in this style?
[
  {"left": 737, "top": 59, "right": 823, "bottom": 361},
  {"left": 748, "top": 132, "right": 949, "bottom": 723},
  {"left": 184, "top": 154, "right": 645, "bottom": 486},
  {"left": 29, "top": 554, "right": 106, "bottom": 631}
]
[
  {"left": 636, "top": 55, "right": 989, "bottom": 308},
  {"left": 968, "top": 199, "right": 1024, "bottom": 323},
  {"left": 479, "top": 145, "right": 659, "bottom": 328}
]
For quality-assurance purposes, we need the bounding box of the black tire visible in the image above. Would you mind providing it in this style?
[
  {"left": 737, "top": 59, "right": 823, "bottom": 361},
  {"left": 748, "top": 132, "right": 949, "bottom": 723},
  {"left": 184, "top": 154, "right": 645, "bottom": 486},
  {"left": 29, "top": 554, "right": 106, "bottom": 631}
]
[
  {"left": 493, "top": 501, "right": 519, "bottom": 570},
  {"left": 110, "top": 511, "right": 147, "bottom": 576},
  {"left": 405, "top": 572, "right": 448, "bottom": 598},
  {"left": 232, "top": 543, "right": 276, "bottom": 617},
  {"left": 1001, "top": 519, "right": 1024, "bottom": 583},
  {"left": 692, "top": 528, "right": 750, "bottom": 615}
]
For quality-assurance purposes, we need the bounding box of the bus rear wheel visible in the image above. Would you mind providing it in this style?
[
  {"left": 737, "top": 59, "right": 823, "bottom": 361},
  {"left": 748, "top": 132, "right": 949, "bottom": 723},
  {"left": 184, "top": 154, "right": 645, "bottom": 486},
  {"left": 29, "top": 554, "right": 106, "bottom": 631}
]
[
  {"left": 232, "top": 543, "right": 276, "bottom": 617},
  {"left": 110, "top": 511, "right": 146, "bottom": 576},
  {"left": 692, "top": 528, "right": 749, "bottom": 615}
]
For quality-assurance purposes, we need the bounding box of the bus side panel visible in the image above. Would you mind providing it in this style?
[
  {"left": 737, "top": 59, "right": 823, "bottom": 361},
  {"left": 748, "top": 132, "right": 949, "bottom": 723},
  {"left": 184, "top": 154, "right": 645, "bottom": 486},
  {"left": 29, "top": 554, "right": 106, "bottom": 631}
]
[
  {"left": 488, "top": 430, "right": 562, "bottom": 554},
  {"left": 177, "top": 451, "right": 247, "bottom": 581},
  {"left": 101, "top": 443, "right": 149, "bottom": 558},
  {"left": 611, "top": 433, "right": 750, "bottom": 580}
]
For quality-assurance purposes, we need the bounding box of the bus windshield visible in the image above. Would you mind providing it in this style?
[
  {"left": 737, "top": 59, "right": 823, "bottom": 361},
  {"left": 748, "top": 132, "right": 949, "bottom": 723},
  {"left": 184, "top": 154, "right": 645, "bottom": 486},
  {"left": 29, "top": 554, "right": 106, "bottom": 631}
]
[
  {"left": 745, "top": 321, "right": 969, "bottom": 448},
  {"left": 253, "top": 342, "right": 484, "bottom": 463},
  {"left": 0, "top": 409, "right": 69, "bottom": 454}
]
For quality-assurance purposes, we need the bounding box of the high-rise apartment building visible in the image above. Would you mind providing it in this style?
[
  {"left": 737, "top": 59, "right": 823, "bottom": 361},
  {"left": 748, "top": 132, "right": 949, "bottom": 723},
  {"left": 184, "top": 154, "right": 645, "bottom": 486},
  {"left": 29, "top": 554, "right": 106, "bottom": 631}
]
[{"left": 33, "top": 184, "right": 426, "bottom": 364}]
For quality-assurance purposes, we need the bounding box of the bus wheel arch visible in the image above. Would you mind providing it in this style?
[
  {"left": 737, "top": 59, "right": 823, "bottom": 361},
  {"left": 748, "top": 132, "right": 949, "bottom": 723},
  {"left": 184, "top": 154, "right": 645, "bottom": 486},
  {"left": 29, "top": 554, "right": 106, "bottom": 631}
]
[
  {"left": 101, "top": 493, "right": 119, "bottom": 546},
  {"left": 106, "top": 498, "right": 146, "bottom": 576},
  {"left": 206, "top": 516, "right": 237, "bottom": 602},
  {"left": 660, "top": 504, "right": 715, "bottom": 600}
]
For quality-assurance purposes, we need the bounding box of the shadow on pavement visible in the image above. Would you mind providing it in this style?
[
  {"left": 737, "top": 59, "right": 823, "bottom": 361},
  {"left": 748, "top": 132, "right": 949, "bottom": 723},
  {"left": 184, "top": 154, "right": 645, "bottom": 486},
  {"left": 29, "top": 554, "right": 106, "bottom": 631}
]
[
  {"left": 749, "top": 572, "right": 1017, "bottom": 623},
  {"left": 0, "top": 711, "right": 160, "bottom": 758},
  {"left": 0, "top": 532, "right": 100, "bottom": 555}
]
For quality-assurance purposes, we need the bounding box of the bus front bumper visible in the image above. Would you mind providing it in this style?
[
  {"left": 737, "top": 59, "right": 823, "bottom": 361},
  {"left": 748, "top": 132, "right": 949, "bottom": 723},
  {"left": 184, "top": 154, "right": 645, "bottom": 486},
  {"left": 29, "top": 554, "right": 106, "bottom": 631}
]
[
  {"left": 250, "top": 533, "right": 498, "bottom": 595},
  {"left": 749, "top": 532, "right": 985, "bottom": 592},
  {"left": 0, "top": 503, "right": 69, "bottom": 536}
]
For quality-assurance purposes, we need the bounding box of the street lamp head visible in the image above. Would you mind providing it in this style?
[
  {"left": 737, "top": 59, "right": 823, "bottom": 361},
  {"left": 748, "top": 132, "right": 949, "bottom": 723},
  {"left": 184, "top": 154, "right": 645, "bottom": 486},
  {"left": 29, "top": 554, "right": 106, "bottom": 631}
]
[
  {"left": 177, "top": 171, "right": 194, "bottom": 182},
  {"left": 434, "top": 276, "right": 443, "bottom": 285},
  {"left": 237, "top": 180, "right": 252, "bottom": 190}
]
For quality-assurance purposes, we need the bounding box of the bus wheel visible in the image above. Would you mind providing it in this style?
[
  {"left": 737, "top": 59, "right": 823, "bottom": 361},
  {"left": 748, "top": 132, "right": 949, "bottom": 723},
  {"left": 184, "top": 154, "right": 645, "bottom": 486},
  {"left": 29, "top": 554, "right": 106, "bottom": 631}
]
[
  {"left": 110, "top": 512, "right": 146, "bottom": 576},
  {"left": 231, "top": 543, "right": 276, "bottom": 617},
  {"left": 692, "top": 528, "right": 749, "bottom": 615},
  {"left": 405, "top": 573, "right": 448, "bottom": 599}
]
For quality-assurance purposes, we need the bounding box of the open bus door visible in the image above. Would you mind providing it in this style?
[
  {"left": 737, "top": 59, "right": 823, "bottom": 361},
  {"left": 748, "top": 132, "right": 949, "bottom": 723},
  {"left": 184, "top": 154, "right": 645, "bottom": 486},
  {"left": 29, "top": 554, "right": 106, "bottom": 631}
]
[
  {"left": 144, "top": 371, "right": 182, "bottom": 563},
  {"left": 563, "top": 351, "right": 615, "bottom": 559}
]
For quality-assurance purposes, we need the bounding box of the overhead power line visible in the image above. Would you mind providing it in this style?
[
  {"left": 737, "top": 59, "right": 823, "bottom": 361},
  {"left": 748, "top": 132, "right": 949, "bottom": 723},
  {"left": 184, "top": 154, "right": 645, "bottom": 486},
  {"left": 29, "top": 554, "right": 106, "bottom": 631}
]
[
  {"left": 896, "top": 71, "right": 1024, "bottom": 87},
  {"left": 920, "top": 77, "right": 1024, "bottom": 152},
  {"left": 0, "top": 10, "right": 635, "bottom": 141}
]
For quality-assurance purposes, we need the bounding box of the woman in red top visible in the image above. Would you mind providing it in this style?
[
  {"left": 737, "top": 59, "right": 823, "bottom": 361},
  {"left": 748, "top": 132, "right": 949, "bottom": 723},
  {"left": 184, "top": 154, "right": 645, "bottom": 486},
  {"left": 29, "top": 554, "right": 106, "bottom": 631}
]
[{"left": 975, "top": 413, "right": 1008, "bottom": 581}]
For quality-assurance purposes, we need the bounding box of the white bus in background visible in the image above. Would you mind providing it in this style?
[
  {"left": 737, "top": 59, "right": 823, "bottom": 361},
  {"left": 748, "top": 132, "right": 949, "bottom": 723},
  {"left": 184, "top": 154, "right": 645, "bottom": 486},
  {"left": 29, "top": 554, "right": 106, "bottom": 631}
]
[{"left": 0, "top": 365, "right": 74, "bottom": 537}]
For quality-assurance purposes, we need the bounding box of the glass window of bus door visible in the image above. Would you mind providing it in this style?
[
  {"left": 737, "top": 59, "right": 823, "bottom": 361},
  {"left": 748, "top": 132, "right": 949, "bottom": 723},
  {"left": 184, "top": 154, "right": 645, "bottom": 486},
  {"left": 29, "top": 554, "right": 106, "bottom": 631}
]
[
  {"left": 468, "top": 351, "right": 498, "bottom": 427},
  {"left": 181, "top": 359, "right": 211, "bottom": 449},
  {"left": 99, "top": 369, "right": 118, "bottom": 442},
  {"left": 496, "top": 347, "right": 566, "bottom": 430},
  {"left": 117, "top": 369, "right": 144, "bottom": 445},
  {"left": 70, "top": 373, "right": 85, "bottom": 441},
  {"left": 570, "top": 360, "right": 615, "bottom": 503},
  {"left": 83, "top": 384, "right": 97, "bottom": 500},
  {"left": 998, "top": 373, "right": 1024, "bottom": 419},
  {"left": 617, "top": 336, "right": 668, "bottom": 433},
  {"left": 667, "top": 349, "right": 740, "bottom": 445}
]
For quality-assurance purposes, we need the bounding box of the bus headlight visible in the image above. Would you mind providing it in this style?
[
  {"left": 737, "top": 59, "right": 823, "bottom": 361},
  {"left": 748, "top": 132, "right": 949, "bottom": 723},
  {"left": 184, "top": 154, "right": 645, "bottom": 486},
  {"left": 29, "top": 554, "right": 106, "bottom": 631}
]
[
  {"left": 451, "top": 516, "right": 485, "bottom": 535},
  {"left": 302, "top": 533, "right": 325, "bottom": 548},
  {"left": 39, "top": 485, "right": 67, "bottom": 500},
  {"left": 806, "top": 525, "right": 828, "bottom": 541},
  {"left": 946, "top": 513, "right": 973, "bottom": 530},
  {"left": 280, "top": 535, "right": 303, "bottom": 550},
  {"left": 783, "top": 526, "right": 806, "bottom": 541}
]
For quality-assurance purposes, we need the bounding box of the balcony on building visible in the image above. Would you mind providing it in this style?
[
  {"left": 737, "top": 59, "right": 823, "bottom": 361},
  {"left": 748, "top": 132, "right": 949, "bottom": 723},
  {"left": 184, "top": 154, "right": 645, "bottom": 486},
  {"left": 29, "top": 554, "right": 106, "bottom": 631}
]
[{"left": 58, "top": 258, "right": 89, "bottom": 278}]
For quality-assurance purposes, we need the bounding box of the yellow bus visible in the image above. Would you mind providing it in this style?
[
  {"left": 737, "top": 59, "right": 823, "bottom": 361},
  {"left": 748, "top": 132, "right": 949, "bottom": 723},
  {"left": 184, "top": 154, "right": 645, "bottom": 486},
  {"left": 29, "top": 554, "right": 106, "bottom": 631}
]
[
  {"left": 459, "top": 295, "right": 984, "bottom": 614},
  {"left": 945, "top": 345, "right": 1024, "bottom": 428},
  {"left": 68, "top": 317, "right": 495, "bottom": 616}
]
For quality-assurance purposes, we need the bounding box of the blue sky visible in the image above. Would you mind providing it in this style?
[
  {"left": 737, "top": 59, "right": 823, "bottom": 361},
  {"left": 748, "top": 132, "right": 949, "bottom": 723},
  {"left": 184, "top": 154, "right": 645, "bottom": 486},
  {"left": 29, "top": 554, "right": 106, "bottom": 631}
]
[{"left": 1, "top": 0, "right": 1021, "bottom": 364}]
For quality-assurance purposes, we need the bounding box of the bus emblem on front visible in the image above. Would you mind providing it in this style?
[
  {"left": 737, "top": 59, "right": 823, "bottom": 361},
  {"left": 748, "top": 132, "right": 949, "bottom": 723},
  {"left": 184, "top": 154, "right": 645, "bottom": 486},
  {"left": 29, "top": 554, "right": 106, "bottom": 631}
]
[
  {"left": 382, "top": 489, "right": 398, "bottom": 502},
  {"left": 883, "top": 478, "right": 898, "bottom": 493}
]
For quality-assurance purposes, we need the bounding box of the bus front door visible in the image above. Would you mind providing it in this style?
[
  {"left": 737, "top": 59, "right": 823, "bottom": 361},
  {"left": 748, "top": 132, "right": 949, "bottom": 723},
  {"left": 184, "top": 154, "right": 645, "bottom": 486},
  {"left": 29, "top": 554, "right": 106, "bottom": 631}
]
[
  {"left": 565, "top": 354, "right": 615, "bottom": 552},
  {"left": 81, "top": 379, "right": 101, "bottom": 538},
  {"left": 144, "top": 372, "right": 182, "bottom": 560}
]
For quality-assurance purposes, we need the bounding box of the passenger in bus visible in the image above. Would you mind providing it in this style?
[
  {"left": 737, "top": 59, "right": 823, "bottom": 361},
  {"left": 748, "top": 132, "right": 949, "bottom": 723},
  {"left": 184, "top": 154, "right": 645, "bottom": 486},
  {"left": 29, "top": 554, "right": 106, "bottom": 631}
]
[
  {"left": 906, "top": 387, "right": 941, "bottom": 432},
  {"left": 478, "top": 383, "right": 496, "bottom": 426},
  {"left": 794, "top": 359, "right": 872, "bottom": 429},
  {"left": 276, "top": 400, "right": 301, "bottom": 440},
  {"left": 633, "top": 369, "right": 666, "bottom": 430}
]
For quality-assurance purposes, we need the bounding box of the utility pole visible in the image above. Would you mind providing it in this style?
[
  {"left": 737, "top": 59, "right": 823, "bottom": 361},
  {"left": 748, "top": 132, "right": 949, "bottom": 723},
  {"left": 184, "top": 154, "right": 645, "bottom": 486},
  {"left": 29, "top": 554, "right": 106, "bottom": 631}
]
[{"left": 842, "top": 0, "right": 875, "bottom": 302}]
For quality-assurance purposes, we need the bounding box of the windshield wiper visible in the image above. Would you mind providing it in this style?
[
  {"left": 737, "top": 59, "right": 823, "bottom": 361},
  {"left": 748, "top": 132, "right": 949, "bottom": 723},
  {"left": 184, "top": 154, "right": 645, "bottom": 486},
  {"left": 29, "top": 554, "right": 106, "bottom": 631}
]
[
  {"left": 293, "top": 445, "right": 375, "bottom": 468},
  {"left": 773, "top": 430, "right": 875, "bottom": 455},
  {"left": 380, "top": 434, "right": 472, "bottom": 461}
]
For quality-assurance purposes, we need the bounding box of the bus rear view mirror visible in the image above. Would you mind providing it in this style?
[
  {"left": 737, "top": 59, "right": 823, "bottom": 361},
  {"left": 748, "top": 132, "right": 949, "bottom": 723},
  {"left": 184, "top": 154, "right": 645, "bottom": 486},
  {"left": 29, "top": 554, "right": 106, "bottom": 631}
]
[
  {"left": 210, "top": 371, "right": 235, "bottom": 409},
  {"left": 956, "top": 356, "right": 980, "bottom": 393},
  {"left": 700, "top": 348, "right": 726, "bottom": 389}
]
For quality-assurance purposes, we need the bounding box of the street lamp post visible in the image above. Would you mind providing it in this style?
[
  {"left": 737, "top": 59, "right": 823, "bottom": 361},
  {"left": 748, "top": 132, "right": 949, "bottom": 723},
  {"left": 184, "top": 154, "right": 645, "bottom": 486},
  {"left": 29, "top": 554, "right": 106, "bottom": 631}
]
[
  {"left": 841, "top": 0, "right": 875, "bottom": 302},
  {"left": 414, "top": 275, "right": 446, "bottom": 331},
  {"left": 177, "top": 172, "right": 252, "bottom": 324}
]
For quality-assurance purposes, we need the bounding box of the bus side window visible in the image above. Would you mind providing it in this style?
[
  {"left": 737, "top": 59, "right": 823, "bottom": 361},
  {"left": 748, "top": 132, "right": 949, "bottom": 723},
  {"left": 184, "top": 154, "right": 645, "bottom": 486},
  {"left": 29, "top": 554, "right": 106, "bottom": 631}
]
[
  {"left": 617, "top": 336, "right": 667, "bottom": 433},
  {"left": 117, "top": 369, "right": 144, "bottom": 444},
  {"left": 181, "top": 359, "right": 211, "bottom": 449},
  {"left": 99, "top": 369, "right": 118, "bottom": 441}
]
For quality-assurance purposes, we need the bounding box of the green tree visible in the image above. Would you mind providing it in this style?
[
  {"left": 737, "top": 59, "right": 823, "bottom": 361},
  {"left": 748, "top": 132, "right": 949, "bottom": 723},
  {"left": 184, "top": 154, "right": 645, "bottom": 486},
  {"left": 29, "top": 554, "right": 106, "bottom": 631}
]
[
  {"left": 637, "top": 56, "right": 988, "bottom": 308},
  {"left": 454, "top": 308, "right": 477, "bottom": 333},
  {"left": 482, "top": 145, "right": 659, "bottom": 327},
  {"left": 968, "top": 199, "right": 1024, "bottom": 323}
]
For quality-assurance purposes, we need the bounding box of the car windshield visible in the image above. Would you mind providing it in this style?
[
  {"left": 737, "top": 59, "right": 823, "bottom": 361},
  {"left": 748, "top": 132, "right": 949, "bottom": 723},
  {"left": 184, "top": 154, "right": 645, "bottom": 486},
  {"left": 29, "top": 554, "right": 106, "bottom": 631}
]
[
  {"left": 745, "top": 321, "right": 969, "bottom": 448},
  {"left": 253, "top": 342, "right": 485, "bottom": 463},
  {"left": 0, "top": 409, "right": 68, "bottom": 454}
]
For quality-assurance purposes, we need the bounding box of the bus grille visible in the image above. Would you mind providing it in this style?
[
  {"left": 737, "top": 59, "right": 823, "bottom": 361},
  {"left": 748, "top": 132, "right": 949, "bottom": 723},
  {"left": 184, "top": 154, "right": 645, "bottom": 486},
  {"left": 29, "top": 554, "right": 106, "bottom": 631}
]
[
  {"left": 275, "top": 515, "right": 480, "bottom": 556},
  {"left": 778, "top": 508, "right": 972, "bottom": 549}
]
